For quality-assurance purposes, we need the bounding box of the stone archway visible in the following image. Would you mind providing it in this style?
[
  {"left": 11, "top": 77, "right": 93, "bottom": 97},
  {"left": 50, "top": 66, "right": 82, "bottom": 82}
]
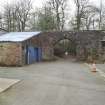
[
  {"left": 37, "top": 31, "right": 77, "bottom": 60},
  {"left": 53, "top": 37, "right": 77, "bottom": 58},
  {"left": 51, "top": 31, "right": 77, "bottom": 59},
  {"left": 38, "top": 31, "right": 105, "bottom": 61}
]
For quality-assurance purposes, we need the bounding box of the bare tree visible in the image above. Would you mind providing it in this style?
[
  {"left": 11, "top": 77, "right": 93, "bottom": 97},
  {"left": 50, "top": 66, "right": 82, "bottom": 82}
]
[
  {"left": 15, "top": 0, "right": 32, "bottom": 31},
  {"left": 29, "top": 10, "right": 39, "bottom": 31},
  {"left": 3, "top": 4, "right": 13, "bottom": 32},
  {"left": 2, "top": 0, "right": 32, "bottom": 32},
  {"left": 0, "top": 13, "right": 3, "bottom": 29},
  {"left": 99, "top": 0, "right": 102, "bottom": 30},
  {"left": 74, "top": 0, "right": 89, "bottom": 30},
  {"left": 82, "top": 5, "right": 100, "bottom": 30},
  {"left": 48, "top": 0, "right": 67, "bottom": 31},
  {"left": 60, "top": 0, "right": 67, "bottom": 30}
]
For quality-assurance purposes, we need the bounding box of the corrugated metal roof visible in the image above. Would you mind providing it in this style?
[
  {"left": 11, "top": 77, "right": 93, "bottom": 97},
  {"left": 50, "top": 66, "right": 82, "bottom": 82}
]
[
  {"left": 0, "top": 31, "right": 7, "bottom": 36},
  {"left": 0, "top": 32, "right": 41, "bottom": 42}
]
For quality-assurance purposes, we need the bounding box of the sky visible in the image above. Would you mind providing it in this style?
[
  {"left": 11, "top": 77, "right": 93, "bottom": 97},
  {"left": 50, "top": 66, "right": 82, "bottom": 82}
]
[
  {"left": 0, "top": 0, "right": 101, "bottom": 17},
  {"left": 0, "top": 0, "right": 101, "bottom": 9},
  {"left": 0, "top": 0, "right": 102, "bottom": 29}
]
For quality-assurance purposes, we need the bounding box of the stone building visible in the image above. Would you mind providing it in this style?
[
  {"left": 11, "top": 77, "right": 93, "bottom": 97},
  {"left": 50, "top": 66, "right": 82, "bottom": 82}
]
[{"left": 0, "top": 32, "right": 42, "bottom": 66}]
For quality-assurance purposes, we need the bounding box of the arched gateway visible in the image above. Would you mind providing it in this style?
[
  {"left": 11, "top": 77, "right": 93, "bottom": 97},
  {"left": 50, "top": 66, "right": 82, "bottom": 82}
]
[{"left": 38, "top": 30, "right": 105, "bottom": 61}]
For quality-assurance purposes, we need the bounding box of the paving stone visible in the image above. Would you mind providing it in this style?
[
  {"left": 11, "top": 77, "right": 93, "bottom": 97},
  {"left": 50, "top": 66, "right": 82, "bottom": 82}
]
[{"left": 0, "top": 78, "right": 20, "bottom": 93}]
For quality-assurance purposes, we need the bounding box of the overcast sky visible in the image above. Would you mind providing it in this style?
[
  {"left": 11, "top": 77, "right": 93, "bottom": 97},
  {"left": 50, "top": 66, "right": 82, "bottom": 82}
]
[
  {"left": 0, "top": 0, "right": 101, "bottom": 8},
  {"left": 0, "top": 0, "right": 103, "bottom": 20},
  {"left": 0, "top": 0, "right": 102, "bottom": 16},
  {"left": 0, "top": 0, "right": 102, "bottom": 29}
]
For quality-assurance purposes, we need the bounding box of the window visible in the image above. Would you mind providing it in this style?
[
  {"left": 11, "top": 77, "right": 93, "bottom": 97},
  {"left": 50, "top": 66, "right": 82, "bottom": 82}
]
[{"left": 101, "top": 41, "right": 105, "bottom": 47}]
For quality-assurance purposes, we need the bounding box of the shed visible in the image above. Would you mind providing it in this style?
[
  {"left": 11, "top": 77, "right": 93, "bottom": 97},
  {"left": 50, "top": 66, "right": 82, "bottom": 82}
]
[{"left": 0, "top": 32, "right": 42, "bottom": 66}]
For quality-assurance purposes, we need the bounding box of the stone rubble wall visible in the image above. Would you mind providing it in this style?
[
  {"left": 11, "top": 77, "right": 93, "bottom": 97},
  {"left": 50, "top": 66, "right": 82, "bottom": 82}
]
[
  {"left": 37, "top": 31, "right": 105, "bottom": 62},
  {"left": 0, "top": 42, "right": 22, "bottom": 66}
]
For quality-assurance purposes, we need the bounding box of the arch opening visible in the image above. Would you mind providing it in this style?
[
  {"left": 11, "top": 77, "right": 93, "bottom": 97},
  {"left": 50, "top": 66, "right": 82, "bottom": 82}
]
[{"left": 53, "top": 38, "right": 77, "bottom": 58}]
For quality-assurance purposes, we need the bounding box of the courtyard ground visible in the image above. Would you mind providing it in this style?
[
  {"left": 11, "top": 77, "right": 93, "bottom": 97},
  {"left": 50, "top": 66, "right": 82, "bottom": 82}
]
[
  {"left": 0, "top": 78, "right": 20, "bottom": 93},
  {"left": 96, "top": 64, "right": 105, "bottom": 73},
  {"left": 0, "top": 59, "right": 105, "bottom": 105}
]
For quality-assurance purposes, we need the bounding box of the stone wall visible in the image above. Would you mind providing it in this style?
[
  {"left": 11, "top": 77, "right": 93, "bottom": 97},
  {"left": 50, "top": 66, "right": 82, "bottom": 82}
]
[
  {"left": 0, "top": 42, "right": 22, "bottom": 66},
  {"left": 37, "top": 31, "right": 105, "bottom": 61},
  {"left": 41, "top": 47, "right": 54, "bottom": 60},
  {"left": 32, "top": 33, "right": 54, "bottom": 60},
  {"left": 76, "top": 31, "right": 105, "bottom": 61}
]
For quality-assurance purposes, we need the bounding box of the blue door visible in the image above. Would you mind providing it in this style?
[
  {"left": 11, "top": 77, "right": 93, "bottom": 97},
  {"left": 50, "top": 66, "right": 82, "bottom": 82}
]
[
  {"left": 27, "top": 47, "right": 42, "bottom": 64},
  {"left": 28, "top": 46, "right": 36, "bottom": 64},
  {"left": 34, "top": 48, "right": 42, "bottom": 62},
  {"left": 34, "top": 48, "right": 38, "bottom": 62},
  {"left": 38, "top": 48, "right": 42, "bottom": 61}
]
